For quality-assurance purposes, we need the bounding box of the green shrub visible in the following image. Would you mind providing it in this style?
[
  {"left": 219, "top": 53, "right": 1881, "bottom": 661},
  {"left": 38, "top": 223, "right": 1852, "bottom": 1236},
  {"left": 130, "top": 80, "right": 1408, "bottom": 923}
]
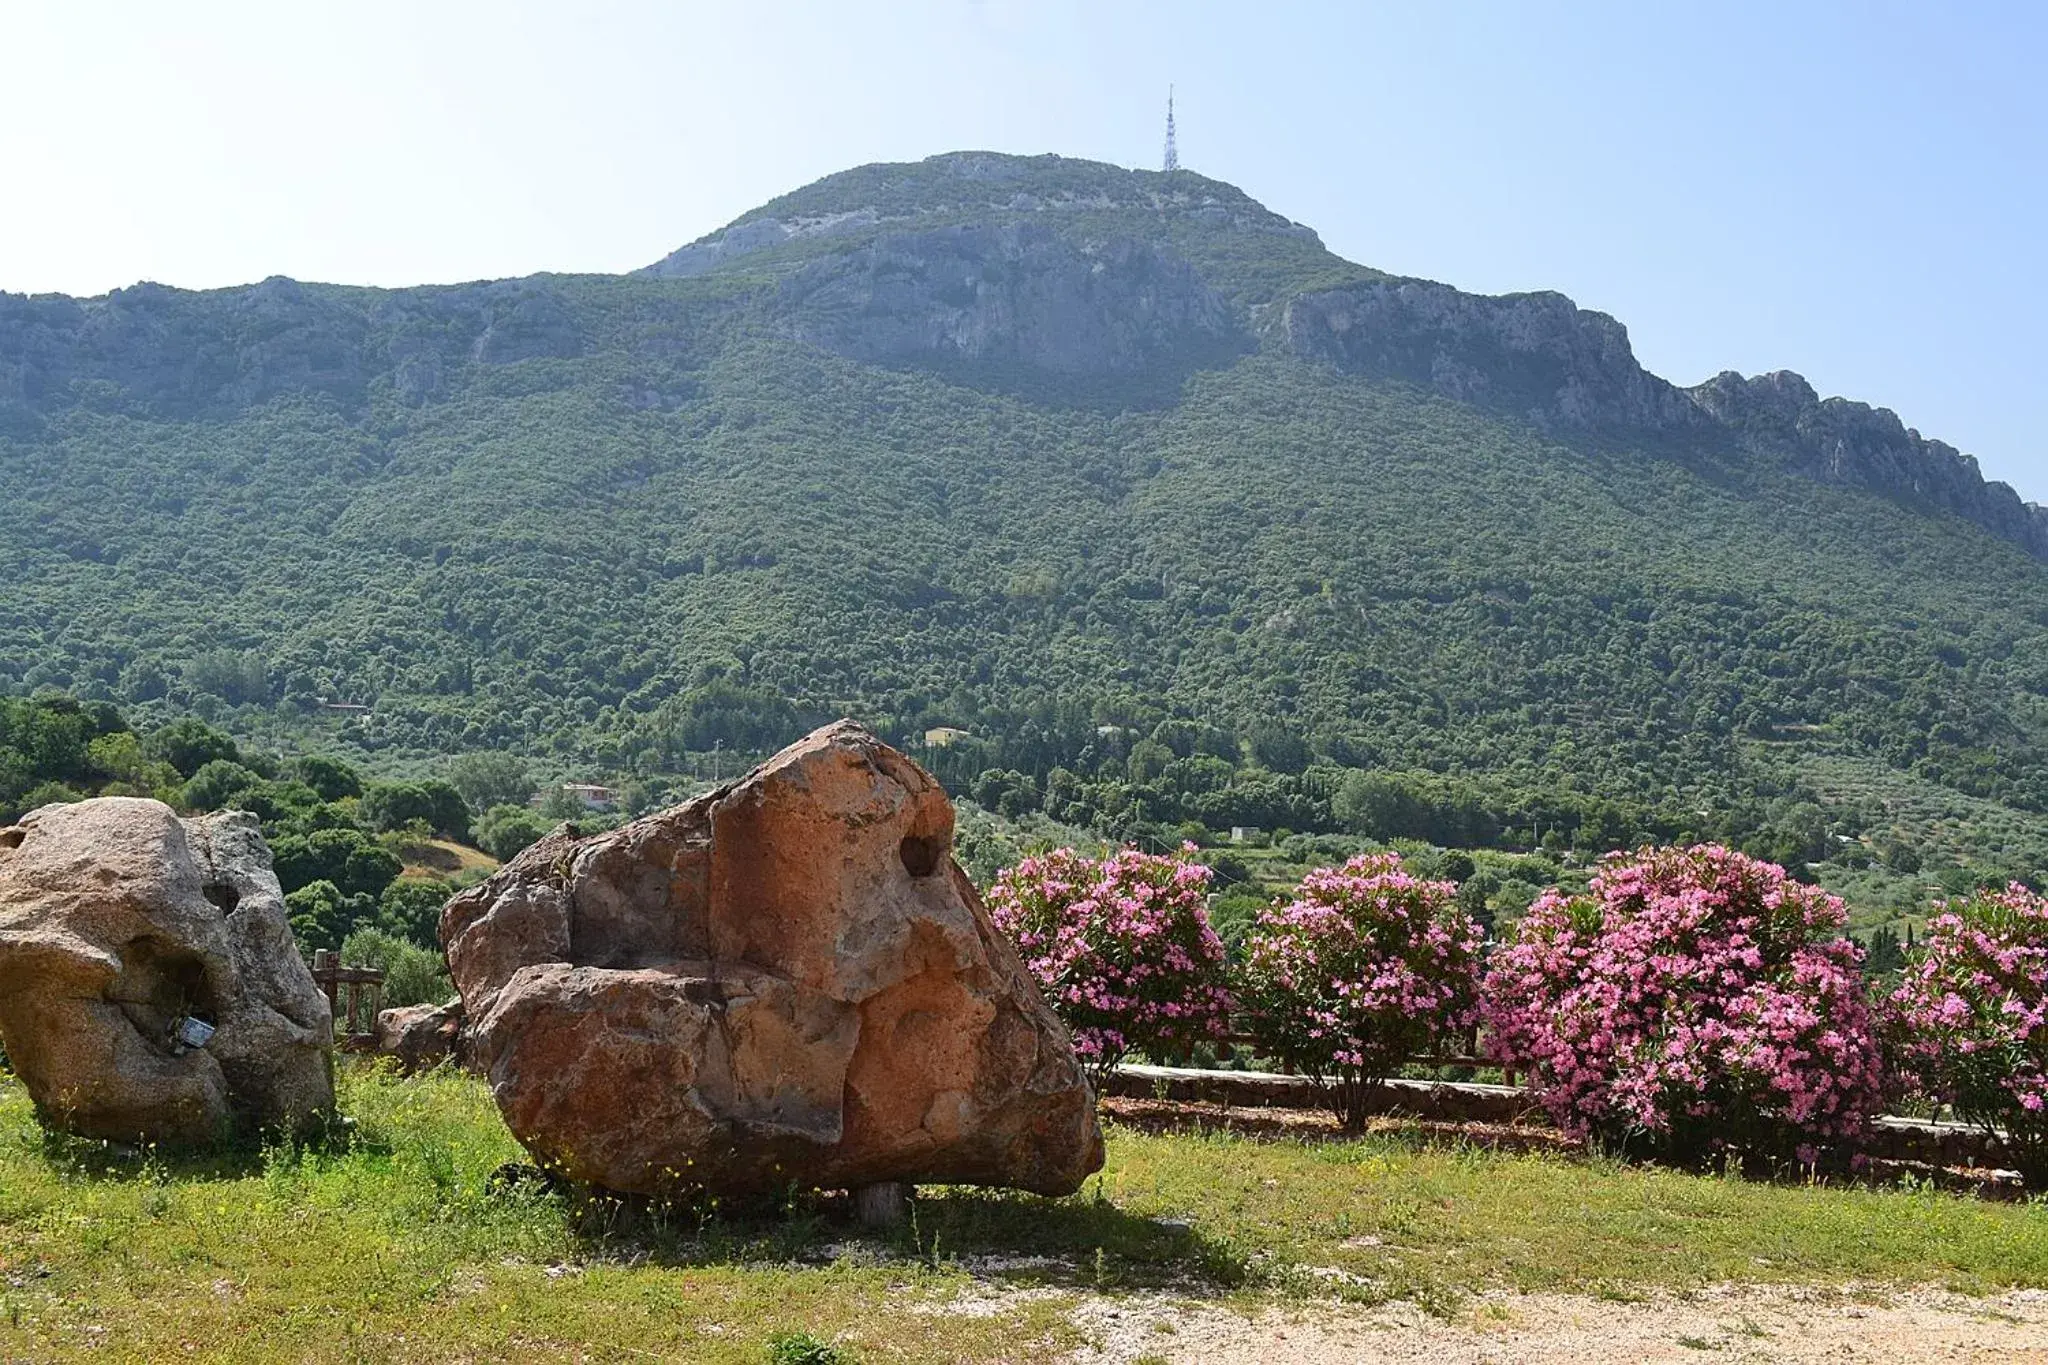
[
  {"left": 765, "top": 1331, "right": 854, "bottom": 1365},
  {"left": 341, "top": 926, "right": 454, "bottom": 1009},
  {"left": 181, "top": 758, "right": 262, "bottom": 811},
  {"left": 477, "top": 804, "right": 545, "bottom": 862}
]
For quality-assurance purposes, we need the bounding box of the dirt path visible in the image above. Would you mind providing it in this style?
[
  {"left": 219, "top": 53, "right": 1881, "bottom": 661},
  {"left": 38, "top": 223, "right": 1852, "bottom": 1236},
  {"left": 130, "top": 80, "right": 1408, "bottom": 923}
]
[{"left": 1061, "top": 1284, "right": 2048, "bottom": 1363}]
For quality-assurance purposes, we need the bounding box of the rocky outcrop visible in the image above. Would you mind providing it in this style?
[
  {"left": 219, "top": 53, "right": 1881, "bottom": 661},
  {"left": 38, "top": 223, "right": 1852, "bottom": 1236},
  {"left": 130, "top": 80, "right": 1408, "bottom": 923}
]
[
  {"left": 1286, "top": 279, "right": 1707, "bottom": 433},
  {"left": 777, "top": 223, "right": 1241, "bottom": 376},
  {"left": 1689, "top": 369, "right": 2048, "bottom": 557},
  {"left": 642, "top": 210, "right": 882, "bottom": 280},
  {"left": 0, "top": 277, "right": 585, "bottom": 420},
  {"left": 441, "top": 721, "right": 1102, "bottom": 1198},
  {"left": 374, "top": 999, "right": 467, "bottom": 1074},
  {"left": 0, "top": 798, "right": 334, "bottom": 1143},
  {"left": 640, "top": 151, "right": 1319, "bottom": 279},
  {"left": 1283, "top": 279, "right": 2048, "bottom": 560}
]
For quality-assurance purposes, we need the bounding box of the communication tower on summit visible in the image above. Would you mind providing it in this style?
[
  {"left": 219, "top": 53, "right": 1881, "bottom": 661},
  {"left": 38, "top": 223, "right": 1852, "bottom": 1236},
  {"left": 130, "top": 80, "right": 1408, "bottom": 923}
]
[{"left": 1162, "top": 86, "right": 1179, "bottom": 173}]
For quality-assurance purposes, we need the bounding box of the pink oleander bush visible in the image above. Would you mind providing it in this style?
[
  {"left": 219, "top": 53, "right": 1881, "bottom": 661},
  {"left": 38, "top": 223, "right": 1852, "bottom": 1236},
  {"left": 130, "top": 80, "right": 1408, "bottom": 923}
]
[
  {"left": 1889, "top": 884, "right": 2048, "bottom": 1186},
  {"left": 1482, "top": 845, "right": 1884, "bottom": 1167},
  {"left": 1239, "top": 853, "right": 1484, "bottom": 1129},
  {"left": 985, "top": 844, "right": 1231, "bottom": 1083}
]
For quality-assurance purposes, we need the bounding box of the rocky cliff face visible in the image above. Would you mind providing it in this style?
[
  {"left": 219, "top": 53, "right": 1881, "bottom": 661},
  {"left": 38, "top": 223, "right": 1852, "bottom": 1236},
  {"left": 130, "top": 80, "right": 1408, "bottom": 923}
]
[
  {"left": 1283, "top": 278, "right": 2046, "bottom": 558},
  {"left": 0, "top": 276, "right": 584, "bottom": 419},
  {"left": 1690, "top": 369, "right": 2048, "bottom": 557},
  {"left": 776, "top": 223, "right": 1241, "bottom": 375},
  {"left": 1285, "top": 279, "right": 1707, "bottom": 433},
  {"left": 4, "top": 148, "right": 2038, "bottom": 561}
]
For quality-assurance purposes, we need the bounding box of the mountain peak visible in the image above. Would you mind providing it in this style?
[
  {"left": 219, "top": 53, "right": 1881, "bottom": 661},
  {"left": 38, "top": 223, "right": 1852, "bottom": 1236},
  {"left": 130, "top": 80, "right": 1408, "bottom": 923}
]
[{"left": 640, "top": 151, "right": 1319, "bottom": 280}]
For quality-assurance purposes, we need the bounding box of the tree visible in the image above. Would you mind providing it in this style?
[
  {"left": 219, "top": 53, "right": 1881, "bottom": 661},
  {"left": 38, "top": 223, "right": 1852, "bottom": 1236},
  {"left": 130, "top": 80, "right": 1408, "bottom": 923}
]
[
  {"left": 289, "top": 754, "right": 363, "bottom": 803},
  {"left": 476, "top": 804, "right": 545, "bottom": 863},
  {"left": 359, "top": 782, "right": 459, "bottom": 836},
  {"left": 6, "top": 781, "right": 82, "bottom": 822},
  {"left": 1457, "top": 870, "right": 1500, "bottom": 937},
  {"left": 537, "top": 786, "right": 588, "bottom": 822},
  {"left": 343, "top": 843, "right": 405, "bottom": 900},
  {"left": 1880, "top": 840, "right": 1923, "bottom": 875},
  {"left": 1127, "top": 738, "right": 1173, "bottom": 784},
  {"left": 181, "top": 759, "right": 261, "bottom": 811},
  {"left": 1333, "top": 771, "right": 1413, "bottom": 839},
  {"left": 1861, "top": 924, "right": 1905, "bottom": 976},
  {"left": 445, "top": 752, "right": 533, "bottom": 813},
  {"left": 86, "top": 731, "right": 150, "bottom": 783},
  {"left": 286, "top": 879, "right": 360, "bottom": 952},
  {"left": 272, "top": 827, "right": 401, "bottom": 898},
  {"left": 145, "top": 718, "right": 240, "bottom": 779},
  {"left": 376, "top": 877, "right": 455, "bottom": 948},
  {"left": 1248, "top": 723, "right": 1309, "bottom": 775},
  {"left": 417, "top": 779, "right": 472, "bottom": 842}
]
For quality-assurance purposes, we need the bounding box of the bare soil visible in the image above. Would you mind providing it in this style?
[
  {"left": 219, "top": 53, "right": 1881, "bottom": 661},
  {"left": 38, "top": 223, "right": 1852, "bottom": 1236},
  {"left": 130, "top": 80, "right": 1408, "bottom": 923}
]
[{"left": 1062, "top": 1283, "right": 2048, "bottom": 1363}]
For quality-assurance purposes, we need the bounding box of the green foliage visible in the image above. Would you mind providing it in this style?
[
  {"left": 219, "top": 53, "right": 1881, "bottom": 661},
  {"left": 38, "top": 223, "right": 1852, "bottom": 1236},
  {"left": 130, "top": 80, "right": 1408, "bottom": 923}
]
[
  {"left": 376, "top": 877, "right": 456, "bottom": 948},
  {"left": 476, "top": 803, "right": 546, "bottom": 862},
  {"left": 289, "top": 753, "right": 363, "bottom": 802},
  {"left": 271, "top": 826, "right": 402, "bottom": 899},
  {"left": 1860, "top": 924, "right": 1906, "bottom": 976},
  {"left": 648, "top": 679, "right": 809, "bottom": 762},
  {"left": 184, "top": 648, "right": 270, "bottom": 705},
  {"left": 0, "top": 693, "right": 129, "bottom": 819},
  {"left": 765, "top": 1330, "right": 855, "bottom": 1365},
  {"left": 445, "top": 751, "right": 532, "bottom": 812},
  {"left": 2, "top": 153, "right": 2047, "bottom": 934},
  {"left": 340, "top": 925, "right": 452, "bottom": 1008},
  {"left": 360, "top": 779, "right": 470, "bottom": 841},
  {"left": 285, "top": 879, "right": 366, "bottom": 953},
  {"left": 180, "top": 758, "right": 261, "bottom": 811},
  {"left": 9, "top": 780, "right": 82, "bottom": 819},
  {"left": 144, "top": 718, "right": 241, "bottom": 779}
]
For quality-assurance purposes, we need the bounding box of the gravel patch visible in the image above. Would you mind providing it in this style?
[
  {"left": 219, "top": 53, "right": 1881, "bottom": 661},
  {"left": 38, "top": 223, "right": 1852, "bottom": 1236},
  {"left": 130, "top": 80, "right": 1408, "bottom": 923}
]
[{"left": 1059, "top": 1283, "right": 2048, "bottom": 1363}]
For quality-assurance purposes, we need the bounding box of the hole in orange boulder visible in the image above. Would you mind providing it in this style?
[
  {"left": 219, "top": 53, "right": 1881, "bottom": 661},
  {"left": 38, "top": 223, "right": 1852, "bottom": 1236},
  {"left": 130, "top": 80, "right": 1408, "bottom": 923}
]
[
  {"left": 899, "top": 834, "right": 946, "bottom": 878},
  {"left": 0, "top": 828, "right": 22, "bottom": 850}
]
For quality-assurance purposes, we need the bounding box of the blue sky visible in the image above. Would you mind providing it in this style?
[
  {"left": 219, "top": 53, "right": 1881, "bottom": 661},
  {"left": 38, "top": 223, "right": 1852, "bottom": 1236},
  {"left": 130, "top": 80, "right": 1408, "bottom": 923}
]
[{"left": 3, "top": 1, "right": 2041, "bottom": 495}]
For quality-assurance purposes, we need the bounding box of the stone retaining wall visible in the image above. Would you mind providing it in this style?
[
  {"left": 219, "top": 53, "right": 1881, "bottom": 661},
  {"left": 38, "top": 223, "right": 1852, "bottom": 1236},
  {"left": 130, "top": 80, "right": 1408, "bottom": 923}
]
[{"left": 1106, "top": 1064, "right": 2011, "bottom": 1173}]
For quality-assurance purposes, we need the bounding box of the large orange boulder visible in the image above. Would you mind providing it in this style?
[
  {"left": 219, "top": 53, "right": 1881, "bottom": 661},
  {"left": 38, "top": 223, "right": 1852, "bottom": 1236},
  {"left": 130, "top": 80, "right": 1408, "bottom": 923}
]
[
  {"left": 0, "top": 798, "right": 334, "bottom": 1143},
  {"left": 441, "top": 721, "right": 1103, "bottom": 1197}
]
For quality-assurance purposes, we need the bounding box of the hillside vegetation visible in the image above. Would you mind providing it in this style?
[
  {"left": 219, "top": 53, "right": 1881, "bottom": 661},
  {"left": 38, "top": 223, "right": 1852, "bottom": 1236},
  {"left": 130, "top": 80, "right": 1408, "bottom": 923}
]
[{"left": 5, "top": 151, "right": 2048, "bottom": 898}]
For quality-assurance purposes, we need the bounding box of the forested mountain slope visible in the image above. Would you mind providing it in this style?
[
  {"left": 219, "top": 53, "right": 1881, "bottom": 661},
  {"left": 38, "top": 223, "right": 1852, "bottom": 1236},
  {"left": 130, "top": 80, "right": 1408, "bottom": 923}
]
[{"left": 4, "top": 151, "right": 2046, "bottom": 873}]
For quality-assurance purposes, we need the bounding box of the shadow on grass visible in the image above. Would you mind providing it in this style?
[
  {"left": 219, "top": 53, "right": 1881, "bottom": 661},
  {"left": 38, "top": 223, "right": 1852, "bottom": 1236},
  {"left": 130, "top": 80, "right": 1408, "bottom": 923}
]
[
  {"left": 542, "top": 1173, "right": 1255, "bottom": 1296},
  {"left": 29, "top": 1108, "right": 384, "bottom": 1183}
]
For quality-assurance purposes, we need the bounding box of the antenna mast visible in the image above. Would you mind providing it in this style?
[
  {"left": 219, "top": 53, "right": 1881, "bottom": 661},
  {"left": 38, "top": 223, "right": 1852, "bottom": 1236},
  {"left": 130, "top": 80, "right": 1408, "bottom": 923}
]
[{"left": 1162, "top": 86, "right": 1179, "bottom": 173}]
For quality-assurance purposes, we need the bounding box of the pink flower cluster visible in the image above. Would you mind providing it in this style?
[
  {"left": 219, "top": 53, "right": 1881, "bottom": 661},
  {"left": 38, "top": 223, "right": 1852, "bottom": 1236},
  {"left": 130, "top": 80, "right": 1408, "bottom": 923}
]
[
  {"left": 985, "top": 844, "right": 1232, "bottom": 1082},
  {"left": 1240, "top": 853, "right": 1484, "bottom": 1128},
  {"left": 1888, "top": 884, "right": 2048, "bottom": 1184},
  {"left": 1482, "top": 845, "right": 1884, "bottom": 1163}
]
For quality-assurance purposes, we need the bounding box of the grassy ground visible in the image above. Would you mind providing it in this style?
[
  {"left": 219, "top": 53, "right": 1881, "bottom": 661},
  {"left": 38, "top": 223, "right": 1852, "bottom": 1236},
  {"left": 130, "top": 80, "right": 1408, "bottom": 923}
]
[
  {"left": 3, "top": 1066, "right": 2047, "bottom": 1363},
  {"left": 391, "top": 837, "right": 500, "bottom": 883}
]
